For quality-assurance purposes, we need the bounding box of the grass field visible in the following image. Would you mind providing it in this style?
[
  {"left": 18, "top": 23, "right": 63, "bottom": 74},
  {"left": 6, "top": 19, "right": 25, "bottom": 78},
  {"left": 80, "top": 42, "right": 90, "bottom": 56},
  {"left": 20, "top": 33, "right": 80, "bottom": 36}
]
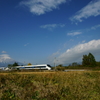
[{"left": 0, "top": 71, "right": 100, "bottom": 100}]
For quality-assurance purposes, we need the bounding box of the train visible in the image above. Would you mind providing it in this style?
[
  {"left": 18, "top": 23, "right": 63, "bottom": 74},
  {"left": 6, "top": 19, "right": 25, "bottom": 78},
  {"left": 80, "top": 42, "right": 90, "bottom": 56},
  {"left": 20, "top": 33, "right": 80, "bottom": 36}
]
[{"left": 16, "top": 64, "right": 52, "bottom": 70}]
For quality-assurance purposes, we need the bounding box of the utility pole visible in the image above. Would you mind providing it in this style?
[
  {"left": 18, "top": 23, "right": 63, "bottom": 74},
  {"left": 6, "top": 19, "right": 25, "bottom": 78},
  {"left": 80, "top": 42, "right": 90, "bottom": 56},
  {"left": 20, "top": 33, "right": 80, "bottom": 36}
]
[{"left": 54, "top": 57, "right": 56, "bottom": 71}]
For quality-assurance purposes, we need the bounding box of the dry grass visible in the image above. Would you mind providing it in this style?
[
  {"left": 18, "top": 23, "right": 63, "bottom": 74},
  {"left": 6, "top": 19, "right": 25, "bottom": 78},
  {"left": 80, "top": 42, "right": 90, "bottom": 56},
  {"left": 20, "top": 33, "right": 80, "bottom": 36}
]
[{"left": 0, "top": 71, "right": 100, "bottom": 100}]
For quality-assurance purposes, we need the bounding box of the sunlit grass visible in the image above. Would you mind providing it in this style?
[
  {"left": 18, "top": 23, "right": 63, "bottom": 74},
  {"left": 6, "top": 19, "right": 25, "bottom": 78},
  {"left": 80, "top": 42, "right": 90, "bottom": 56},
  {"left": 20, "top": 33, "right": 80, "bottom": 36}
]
[{"left": 0, "top": 71, "right": 100, "bottom": 100}]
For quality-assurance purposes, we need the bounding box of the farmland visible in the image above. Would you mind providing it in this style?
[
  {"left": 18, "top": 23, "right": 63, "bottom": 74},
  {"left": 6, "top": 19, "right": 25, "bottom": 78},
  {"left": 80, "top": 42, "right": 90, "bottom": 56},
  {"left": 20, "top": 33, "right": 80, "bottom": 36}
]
[{"left": 0, "top": 71, "right": 100, "bottom": 100}]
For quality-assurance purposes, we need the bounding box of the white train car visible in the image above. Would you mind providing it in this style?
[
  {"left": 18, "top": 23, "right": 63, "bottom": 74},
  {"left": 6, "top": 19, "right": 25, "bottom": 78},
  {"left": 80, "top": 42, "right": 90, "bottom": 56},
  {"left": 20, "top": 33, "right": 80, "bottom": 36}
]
[{"left": 16, "top": 64, "right": 51, "bottom": 70}]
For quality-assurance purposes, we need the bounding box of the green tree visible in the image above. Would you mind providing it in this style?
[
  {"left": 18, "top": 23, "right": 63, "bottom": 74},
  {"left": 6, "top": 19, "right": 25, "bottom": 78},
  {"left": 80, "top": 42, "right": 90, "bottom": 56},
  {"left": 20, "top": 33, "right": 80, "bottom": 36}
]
[
  {"left": 88, "top": 53, "right": 96, "bottom": 67},
  {"left": 82, "top": 53, "right": 96, "bottom": 67},
  {"left": 72, "top": 62, "right": 78, "bottom": 67},
  {"left": 96, "top": 61, "right": 100, "bottom": 67},
  {"left": 8, "top": 64, "right": 13, "bottom": 69},
  {"left": 82, "top": 55, "right": 89, "bottom": 66},
  {"left": 13, "top": 62, "right": 19, "bottom": 67}
]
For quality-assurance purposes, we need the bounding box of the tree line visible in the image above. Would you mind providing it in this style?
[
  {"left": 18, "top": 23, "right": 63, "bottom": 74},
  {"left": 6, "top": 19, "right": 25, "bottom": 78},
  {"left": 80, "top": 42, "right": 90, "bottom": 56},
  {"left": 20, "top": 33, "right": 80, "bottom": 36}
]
[{"left": 54, "top": 53, "right": 100, "bottom": 71}]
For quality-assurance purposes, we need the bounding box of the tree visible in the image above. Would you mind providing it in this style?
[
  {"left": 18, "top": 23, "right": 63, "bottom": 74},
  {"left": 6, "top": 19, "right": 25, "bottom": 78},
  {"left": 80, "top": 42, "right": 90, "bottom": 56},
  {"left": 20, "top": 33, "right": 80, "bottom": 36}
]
[
  {"left": 13, "top": 62, "right": 19, "bottom": 67},
  {"left": 82, "top": 53, "right": 96, "bottom": 67},
  {"left": 8, "top": 64, "right": 13, "bottom": 69},
  {"left": 28, "top": 63, "right": 32, "bottom": 66},
  {"left": 72, "top": 62, "right": 78, "bottom": 67},
  {"left": 82, "top": 55, "right": 89, "bottom": 66},
  {"left": 96, "top": 61, "right": 100, "bottom": 67},
  {"left": 88, "top": 53, "right": 96, "bottom": 67}
]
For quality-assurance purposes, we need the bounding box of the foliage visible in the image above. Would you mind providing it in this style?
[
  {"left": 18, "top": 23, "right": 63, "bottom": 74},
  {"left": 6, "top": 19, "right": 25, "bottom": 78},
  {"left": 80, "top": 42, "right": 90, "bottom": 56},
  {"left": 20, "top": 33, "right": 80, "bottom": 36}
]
[
  {"left": 13, "top": 62, "right": 19, "bottom": 67},
  {"left": 71, "top": 62, "right": 79, "bottom": 66},
  {"left": 82, "top": 53, "right": 96, "bottom": 67},
  {"left": 27, "top": 63, "right": 32, "bottom": 66},
  {"left": 56, "top": 64, "right": 65, "bottom": 71},
  {"left": 8, "top": 64, "right": 13, "bottom": 69},
  {"left": 96, "top": 61, "right": 100, "bottom": 67},
  {"left": 7, "top": 62, "right": 19, "bottom": 69}
]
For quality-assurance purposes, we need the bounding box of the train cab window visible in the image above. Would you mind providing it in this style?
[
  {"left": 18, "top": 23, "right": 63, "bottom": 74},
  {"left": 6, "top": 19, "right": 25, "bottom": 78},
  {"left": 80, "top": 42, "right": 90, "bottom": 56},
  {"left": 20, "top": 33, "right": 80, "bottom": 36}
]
[{"left": 47, "top": 64, "right": 51, "bottom": 67}]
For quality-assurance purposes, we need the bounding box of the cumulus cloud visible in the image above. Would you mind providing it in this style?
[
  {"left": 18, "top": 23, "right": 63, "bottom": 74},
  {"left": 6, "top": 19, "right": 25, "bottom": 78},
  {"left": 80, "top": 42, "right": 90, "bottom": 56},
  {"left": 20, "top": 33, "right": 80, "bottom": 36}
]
[
  {"left": 2, "top": 51, "right": 7, "bottom": 53},
  {"left": 20, "top": 0, "right": 67, "bottom": 15},
  {"left": 54, "top": 39, "right": 100, "bottom": 65},
  {"left": 67, "top": 31, "right": 82, "bottom": 36},
  {"left": 40, "top": 24, "right": 65, "bottom": 30},
  {"left": 82, "top": 40, "right": 86, "bottom": 43},
  {"left": 70, "top": 0, "right": 100, "bottom": 22}
]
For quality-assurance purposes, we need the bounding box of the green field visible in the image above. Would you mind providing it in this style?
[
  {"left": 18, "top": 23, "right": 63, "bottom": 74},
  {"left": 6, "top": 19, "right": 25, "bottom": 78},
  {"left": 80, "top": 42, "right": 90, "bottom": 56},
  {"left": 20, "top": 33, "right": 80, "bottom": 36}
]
[{"left": 0, "top": 71, "right": 100, "bottom": 100}]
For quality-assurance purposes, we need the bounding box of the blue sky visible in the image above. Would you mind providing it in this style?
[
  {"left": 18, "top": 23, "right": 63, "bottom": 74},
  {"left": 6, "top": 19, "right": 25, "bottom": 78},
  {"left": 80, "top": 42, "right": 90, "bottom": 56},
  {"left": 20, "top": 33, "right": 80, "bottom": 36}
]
[{"left": 0, "top": 0, "right": 100, "bottom": 66}]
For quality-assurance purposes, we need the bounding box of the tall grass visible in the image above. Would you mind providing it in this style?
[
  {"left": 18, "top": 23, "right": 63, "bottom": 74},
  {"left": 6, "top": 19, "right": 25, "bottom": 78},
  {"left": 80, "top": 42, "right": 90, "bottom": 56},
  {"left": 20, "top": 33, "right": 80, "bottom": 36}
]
[{"left": 0, "top": 71, "right": 100, "bottom": 100}]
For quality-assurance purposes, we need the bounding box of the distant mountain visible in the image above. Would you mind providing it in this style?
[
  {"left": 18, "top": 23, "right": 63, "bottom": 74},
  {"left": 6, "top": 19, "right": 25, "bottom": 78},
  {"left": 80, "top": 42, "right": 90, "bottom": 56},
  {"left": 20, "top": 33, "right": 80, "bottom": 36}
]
[
  {"left": 0, "top": 54, "right": 24, "bottom": 67},
  {"left": 0, "top": 59, "right": 23, "bottom": 67}
]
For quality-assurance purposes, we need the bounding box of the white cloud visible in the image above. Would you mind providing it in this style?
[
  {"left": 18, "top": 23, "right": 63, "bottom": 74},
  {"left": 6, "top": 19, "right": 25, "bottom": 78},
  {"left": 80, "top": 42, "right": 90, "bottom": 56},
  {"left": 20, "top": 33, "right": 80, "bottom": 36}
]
[
  {"left": 70, "top": 0, "right": 100, "bottom": 22},
  {"left": 82, "top": 40, "right": 86, "bottom": 43},
  {"left": 0, "top": 54, "right": 12, "bottom": 63},
  {"left": 67, "top": 31, "right": 82, "bottom": 36},
  {"left": 24, "top": 43, "right": 29, "bottom": 46},
  {"left": 40, "top": 24, "right": 65, "bottom": 30},
  {"left": 2, "top": 51, "right": 7, "bottom": 53},
  {"left": 85, "top": 24, "right": 100, "bottom": 32},
  {"left": 20, "top": 0, "right": 67, "bottom": 15},
  {"left": 41, "top": 24, "right": 57, "bottom": 29},
  {"left": 54, "top": 39, "right": 100, "bottom": 65},
  {"left": 91, "top": 24, "right": 100, "bottom": 30},
  {"left": 51, "top": 51, "right": 60, "bottom": 57}
]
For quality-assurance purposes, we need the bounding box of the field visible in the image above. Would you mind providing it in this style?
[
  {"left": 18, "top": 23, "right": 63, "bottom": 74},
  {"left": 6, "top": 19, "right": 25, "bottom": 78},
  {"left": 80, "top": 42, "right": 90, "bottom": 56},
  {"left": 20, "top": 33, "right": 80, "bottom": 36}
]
[{"left": 0, "top": 71, "right": 100, "bottom": 100}]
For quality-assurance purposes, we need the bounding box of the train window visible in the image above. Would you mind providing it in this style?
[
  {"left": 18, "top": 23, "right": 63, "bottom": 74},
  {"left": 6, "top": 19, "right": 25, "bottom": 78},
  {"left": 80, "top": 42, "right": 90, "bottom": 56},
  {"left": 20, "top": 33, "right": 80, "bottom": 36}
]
[
  {"left": 25, "top": 67, "right": 34, "bottom": 68},
  {"left": 20, "top": 67, "right": 25, "bottom": 69},
  {"left": 35, "top": 66, "right": 46, "bottom": 68},
  {"left": 47, "top": 64, "right": 51, "bottom": 67},
  {"left": 40, "top": 66, "right": 46, "bottom": 68}
]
